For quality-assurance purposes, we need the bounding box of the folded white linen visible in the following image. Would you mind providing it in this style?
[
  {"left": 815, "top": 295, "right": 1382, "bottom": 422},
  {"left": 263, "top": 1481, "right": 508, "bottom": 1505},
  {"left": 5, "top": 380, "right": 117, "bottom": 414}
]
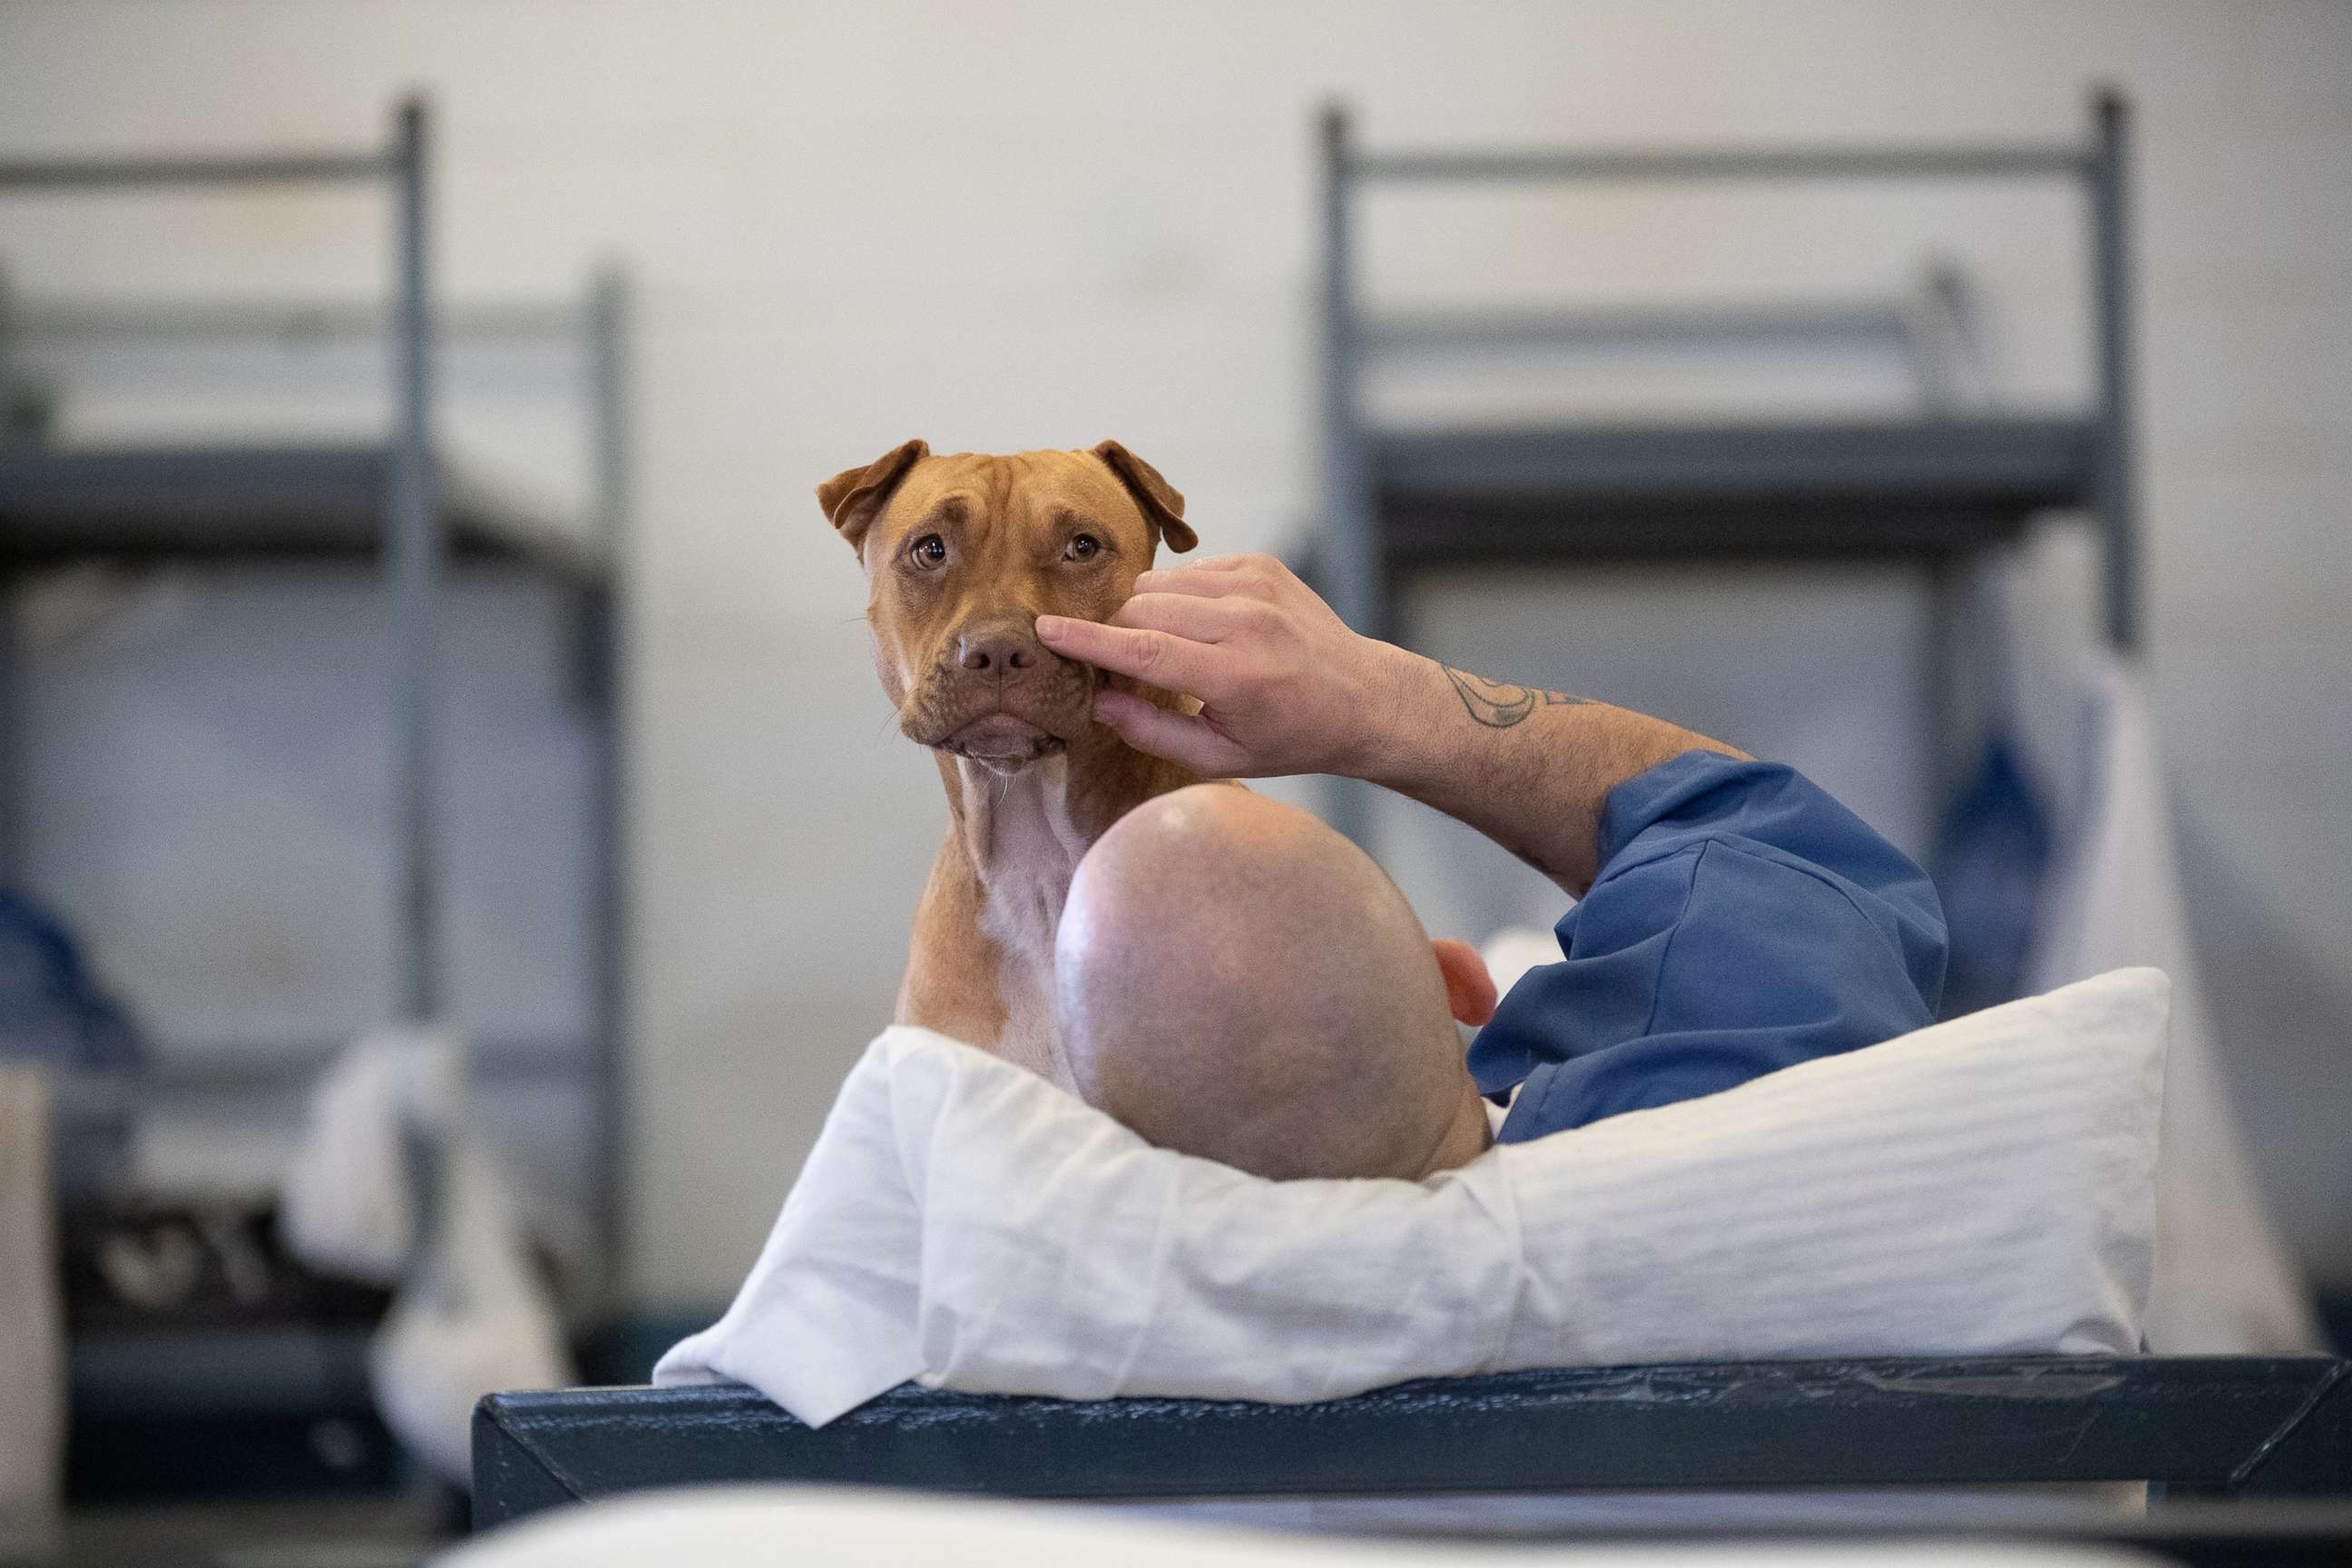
[
  {"left": 280, "top": 1025, "right": 574, "bottom": 1485},
  {"left": 656, "top": 968, "right": 2167, "bottom": 1427},
  {"left": 651, "top": 1034, "right": 928, "bottom": 1422}
]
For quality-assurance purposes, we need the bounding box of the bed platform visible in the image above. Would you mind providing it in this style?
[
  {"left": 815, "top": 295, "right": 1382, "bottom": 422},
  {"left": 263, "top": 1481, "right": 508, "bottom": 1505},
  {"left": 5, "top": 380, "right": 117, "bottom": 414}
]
[
  {"left": 1372, "top": 415, "right": 2095, "bottom": 565},
  {"left": 473, "top": 1357, "right": 2352, "bottom": 1561},
  {"left": 0, "top": 441, "right": 601, "bottom": 582}
]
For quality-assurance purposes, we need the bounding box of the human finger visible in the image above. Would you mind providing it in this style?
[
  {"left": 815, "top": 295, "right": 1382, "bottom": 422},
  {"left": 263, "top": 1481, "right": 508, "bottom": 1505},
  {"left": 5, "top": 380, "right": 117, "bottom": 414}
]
[
  {"left": 1036, "top": 615, "right": 1230, "bottom": 697},
  {"left": 1131, "top": 559, "right": 1253, "bottom": 598},
  {"left": 1110, "top": 592, "right": 1256, "bottom": 642},
  {"left": 1092, "top": 689, "right": 1245, "bottom": 774}
]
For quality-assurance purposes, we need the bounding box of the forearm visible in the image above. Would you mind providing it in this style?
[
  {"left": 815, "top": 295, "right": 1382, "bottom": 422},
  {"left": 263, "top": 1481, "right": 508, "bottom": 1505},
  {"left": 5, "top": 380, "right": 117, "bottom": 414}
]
[
  {"left": 1355, "top": 651, "right": 1748, "bottom": 897},
  {"left": 1037, "top": 556, "right": 1745, "bottom": 887}
]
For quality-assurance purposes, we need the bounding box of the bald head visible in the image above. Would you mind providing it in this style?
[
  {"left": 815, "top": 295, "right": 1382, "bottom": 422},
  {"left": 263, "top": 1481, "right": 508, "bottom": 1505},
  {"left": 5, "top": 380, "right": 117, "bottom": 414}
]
[{"left": 1055, "top": 786, "right": 1494, "bottom": 1181}]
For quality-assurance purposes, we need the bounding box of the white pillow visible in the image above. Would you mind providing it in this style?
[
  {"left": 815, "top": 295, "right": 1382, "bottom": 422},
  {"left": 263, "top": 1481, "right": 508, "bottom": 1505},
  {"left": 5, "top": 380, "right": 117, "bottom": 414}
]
[{"left": 656, "top": 969, "right": 2167, "bottom": 1426}]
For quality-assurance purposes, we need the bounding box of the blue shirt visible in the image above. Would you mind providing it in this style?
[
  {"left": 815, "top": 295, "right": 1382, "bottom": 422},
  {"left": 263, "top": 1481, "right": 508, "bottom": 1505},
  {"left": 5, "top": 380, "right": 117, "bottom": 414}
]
[{"left": 1469, "top": 750, "right": 1947, "bottom": 1142}]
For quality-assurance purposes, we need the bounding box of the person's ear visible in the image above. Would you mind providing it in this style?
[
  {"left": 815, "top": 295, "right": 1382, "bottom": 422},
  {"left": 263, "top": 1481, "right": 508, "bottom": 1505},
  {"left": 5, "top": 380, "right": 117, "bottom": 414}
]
[
  {"left": 1431, "top": 938, "right": 1498, "bottom": 1027},
  {"left": 1090, "top": 439, "right": 1199, "bottom": 554},
  {"left": 817, "top": 438, "right": 929, "bottom": 556}
]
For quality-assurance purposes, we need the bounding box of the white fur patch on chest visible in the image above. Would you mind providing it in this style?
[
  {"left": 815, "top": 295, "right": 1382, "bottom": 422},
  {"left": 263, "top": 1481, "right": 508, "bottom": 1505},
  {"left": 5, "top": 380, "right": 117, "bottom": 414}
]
[{"left": 964, "top": 755, "right": 1087, "bottom": 1089}]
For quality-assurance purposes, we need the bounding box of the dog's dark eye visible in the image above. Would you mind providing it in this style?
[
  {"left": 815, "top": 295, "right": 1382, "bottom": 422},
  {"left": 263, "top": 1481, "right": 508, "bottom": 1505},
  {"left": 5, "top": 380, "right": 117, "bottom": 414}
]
[
  {"left": 1063, "top": 534, "right": 1101, "bottom": 563},
  {"left": 908, "top": 534, "right": 947, "bottom": 570}
]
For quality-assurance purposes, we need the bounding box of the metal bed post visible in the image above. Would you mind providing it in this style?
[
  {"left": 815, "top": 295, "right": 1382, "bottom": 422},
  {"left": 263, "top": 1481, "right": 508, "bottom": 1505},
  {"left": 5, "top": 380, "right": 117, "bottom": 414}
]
[
  {"left": 0, "top": 590, "right": 15, "bottom": 886},
  {"left": 1920, "top": 558, "right": 1967, "bottom": 832},
  {"left": 1318, "top": 105, "right": 1378, "bottom": 640},
  {"left": 386, "top": 96, "right": 444, "bottom": 1027},
  {"left": 0, "top": 593, "right": 15, "bottom": 887},
  {"left": 0, "top": 617, "right": 15, "bottom": 896},
  {"left": 0, "top": 260, "right": 17, "bottom": 413},
  {"left": 2086, "top": 88, "right": 2138, "bottom": 654},
  {"left": 584, "top": 262, "right": 631, "bottom": 1303},
  {"left": 1318, "top": 104, "right": 1378, "bottom": 845},
  {"left": 0, "top": 265, "right": 17, "bottom": 887},
  {"left": 1915, "top": 262, "right": 1979, "bottom": 821}
]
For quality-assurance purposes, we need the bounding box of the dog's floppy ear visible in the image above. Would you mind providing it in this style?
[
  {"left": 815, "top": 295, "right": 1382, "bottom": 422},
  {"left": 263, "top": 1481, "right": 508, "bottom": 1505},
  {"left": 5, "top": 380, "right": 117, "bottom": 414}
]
[
  {"left": 817, "top": 438, "right": 930, "bottom": 554},
  {"left": 1090, "top": 439, "right": 1198, "bottom": 554}
]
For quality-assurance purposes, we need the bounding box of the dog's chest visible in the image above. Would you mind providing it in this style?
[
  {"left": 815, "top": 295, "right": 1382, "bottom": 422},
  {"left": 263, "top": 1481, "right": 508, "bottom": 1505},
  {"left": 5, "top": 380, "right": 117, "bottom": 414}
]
[{"left": 966, "top": 757, "right": 1089, "bottom": 1087}]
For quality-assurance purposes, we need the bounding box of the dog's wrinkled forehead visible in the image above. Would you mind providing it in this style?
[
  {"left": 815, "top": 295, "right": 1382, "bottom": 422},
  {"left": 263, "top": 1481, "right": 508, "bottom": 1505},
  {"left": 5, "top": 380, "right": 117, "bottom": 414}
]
[
  {"left": 816, "top": 438, "right": 1197, "bottom": 567},
  {"left": 871, "top": 451, "right": 1146, "bottom": 559}
]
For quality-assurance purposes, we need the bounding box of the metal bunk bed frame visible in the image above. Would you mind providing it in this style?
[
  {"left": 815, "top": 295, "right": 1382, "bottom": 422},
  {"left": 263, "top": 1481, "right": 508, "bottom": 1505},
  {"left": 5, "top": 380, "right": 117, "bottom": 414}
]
[
  {"left": 0, "top": 98, "right": 631, "bottom": 1301},
  {"left": 1317, "top": 87, "right": 2137, "bottom": 839},
  {"left": 0, "top": 97, "right": 448, "bottom": 1023}
]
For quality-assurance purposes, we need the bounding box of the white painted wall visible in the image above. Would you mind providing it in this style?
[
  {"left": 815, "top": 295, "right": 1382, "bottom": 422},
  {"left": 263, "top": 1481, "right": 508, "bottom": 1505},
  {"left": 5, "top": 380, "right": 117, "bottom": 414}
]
[{"left": 3, "top": 1, "right": 2346, "bottom": 1306}]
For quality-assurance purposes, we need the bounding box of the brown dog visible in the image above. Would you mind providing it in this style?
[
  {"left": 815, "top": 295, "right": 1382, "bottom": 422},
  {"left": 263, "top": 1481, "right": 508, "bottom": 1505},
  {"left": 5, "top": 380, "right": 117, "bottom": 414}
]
[{"left": 819, "top": 439, "right": 1206, "bottom": 1087}]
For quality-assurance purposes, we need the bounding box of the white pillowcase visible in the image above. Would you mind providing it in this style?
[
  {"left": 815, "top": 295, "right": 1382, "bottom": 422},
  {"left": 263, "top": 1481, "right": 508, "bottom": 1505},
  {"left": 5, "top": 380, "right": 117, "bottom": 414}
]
[{"left": 656, "top": 968, "right": 2168, "bottom": 1427}]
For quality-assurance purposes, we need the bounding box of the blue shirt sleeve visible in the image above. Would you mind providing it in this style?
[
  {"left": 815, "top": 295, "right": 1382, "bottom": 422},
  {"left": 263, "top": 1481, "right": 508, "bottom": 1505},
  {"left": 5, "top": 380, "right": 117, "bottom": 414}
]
[{"left": 1467, "top": 750, "right": 1946, "bottom": 1142}]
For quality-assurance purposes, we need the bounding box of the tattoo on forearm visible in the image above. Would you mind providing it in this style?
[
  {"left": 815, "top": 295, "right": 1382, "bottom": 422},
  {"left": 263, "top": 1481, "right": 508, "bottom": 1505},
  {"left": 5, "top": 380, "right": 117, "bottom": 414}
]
[{"left": 1440, "top": 666, "right": 1592, "bottom": 728}]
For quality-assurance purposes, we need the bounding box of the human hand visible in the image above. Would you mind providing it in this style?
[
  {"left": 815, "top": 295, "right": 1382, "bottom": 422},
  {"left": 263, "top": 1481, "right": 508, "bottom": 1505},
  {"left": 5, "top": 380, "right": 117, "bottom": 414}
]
[{"left": 1035, "top": 554, "right": 1419, "bottom": 779}]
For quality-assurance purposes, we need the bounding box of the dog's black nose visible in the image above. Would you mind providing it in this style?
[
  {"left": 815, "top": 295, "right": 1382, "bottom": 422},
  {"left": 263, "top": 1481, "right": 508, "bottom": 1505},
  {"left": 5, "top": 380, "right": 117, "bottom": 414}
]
[{"left": 956, "top": 625, "right": 1036, "bottom": 673}]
